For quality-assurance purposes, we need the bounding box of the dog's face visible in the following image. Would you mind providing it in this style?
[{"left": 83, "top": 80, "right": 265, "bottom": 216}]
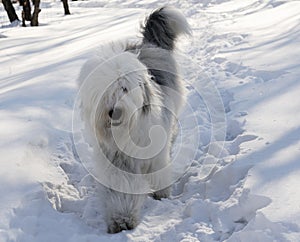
[
  {"left": 96, "top": 73, "right": 145, "bottom": 134},
  {"left": 90, "top": 53, "right": 156, "bottom": 150}
]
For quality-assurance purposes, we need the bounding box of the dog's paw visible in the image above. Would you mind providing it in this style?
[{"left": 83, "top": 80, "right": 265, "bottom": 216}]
[
  {"left": 152, "top": 187, "right": 171, "bottom": 200},
  {"left": 107, "top": 216, "right": 138, "bottom": 234}
]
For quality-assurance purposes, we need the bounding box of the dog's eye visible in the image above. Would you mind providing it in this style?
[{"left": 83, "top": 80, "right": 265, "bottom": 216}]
[{"left": 122, "top": 87, "right": 128, "bottom": 93}]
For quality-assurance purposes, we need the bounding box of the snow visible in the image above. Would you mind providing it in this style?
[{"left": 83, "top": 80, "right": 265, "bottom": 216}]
[{"left": 1, "top": 0, "right": 300, "bottom": 241}]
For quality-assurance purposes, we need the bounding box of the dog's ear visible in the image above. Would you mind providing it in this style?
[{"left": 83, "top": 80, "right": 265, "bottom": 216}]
[{"left": 142, "top": 80, "right": 152, "bottom": 114}]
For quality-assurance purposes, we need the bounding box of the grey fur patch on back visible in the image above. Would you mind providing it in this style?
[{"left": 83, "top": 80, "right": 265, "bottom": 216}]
[{"left": 138, "top": 46, "right": 179, "bottom": 91}]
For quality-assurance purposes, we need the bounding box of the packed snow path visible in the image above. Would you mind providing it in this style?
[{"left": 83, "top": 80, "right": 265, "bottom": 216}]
[{"left": 1, "top": 0, "right": 300, "bottom": 241}]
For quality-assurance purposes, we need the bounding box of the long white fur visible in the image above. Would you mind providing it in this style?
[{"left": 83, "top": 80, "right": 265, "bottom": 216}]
[{"left": 77, "top": 6, "right": 190, "bottom": 233}]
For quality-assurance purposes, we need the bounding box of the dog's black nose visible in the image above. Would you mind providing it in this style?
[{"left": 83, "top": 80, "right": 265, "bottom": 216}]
[{"left": 108, "top": 107, "right": 122, "bottom": 120}]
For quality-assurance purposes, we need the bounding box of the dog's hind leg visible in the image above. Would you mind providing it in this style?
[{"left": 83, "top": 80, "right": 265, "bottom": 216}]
[
  {"left": 148, "top": 146, "right": 173, "bottom": 200},
  {"left": 152, "top": 187, "right": 171, "bottom": 200}
]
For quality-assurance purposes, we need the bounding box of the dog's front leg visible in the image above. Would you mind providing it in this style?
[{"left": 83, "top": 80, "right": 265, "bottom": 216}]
[{"left": 105, "top": 188, "right": 146, "bottom": 233}]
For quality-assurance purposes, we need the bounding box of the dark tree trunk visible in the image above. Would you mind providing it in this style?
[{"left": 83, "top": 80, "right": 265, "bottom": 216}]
[
  {"left": 1, "top": 0, "right": 19, "bottom": 23},
  {"left": 30, "top": 0, "right": 41, "bottom": 26},
  {"left": 22, "top": 0, "right": 32, "bottom": 21},
  {"left": 22, "top": 10, "right": 26, "bottom": 27},
  {"left": 62, "top": 0, "right": 71, "bottom": 15}
]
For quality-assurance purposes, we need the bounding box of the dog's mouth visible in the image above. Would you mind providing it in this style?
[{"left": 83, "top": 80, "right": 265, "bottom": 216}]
[
  {"left": 108, "top": 107, "right": 124, "bottom": 127},
  {"left": 111, "top": 120, "right": 122, "bottom": 127}
]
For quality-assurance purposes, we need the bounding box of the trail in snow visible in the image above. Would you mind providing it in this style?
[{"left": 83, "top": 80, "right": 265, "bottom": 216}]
[{"left": 1, "top": 0, "right": 300, "bottom": 241}]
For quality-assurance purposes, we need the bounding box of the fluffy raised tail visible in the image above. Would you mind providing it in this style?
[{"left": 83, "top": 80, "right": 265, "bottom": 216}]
[{"left": 142, "top": 6, "right": 191, "bottom": 50}]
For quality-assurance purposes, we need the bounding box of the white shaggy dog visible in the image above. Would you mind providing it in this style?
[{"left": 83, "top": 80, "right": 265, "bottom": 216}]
[{"left": 77, "top": 6, "right": 191, "bottom": 233}]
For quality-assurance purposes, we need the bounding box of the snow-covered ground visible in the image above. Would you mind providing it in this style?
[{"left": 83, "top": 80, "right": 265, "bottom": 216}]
[{"left": 1, "top": 0, "right": 300, "bottom": 241}]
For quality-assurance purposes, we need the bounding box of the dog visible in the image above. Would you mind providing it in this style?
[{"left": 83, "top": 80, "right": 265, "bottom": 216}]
[{"left": 77, "top": 6, "right": 191, "bottom": 233}]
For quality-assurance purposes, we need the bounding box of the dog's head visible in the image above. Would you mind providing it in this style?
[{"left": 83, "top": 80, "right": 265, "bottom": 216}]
[{"left": 79, "top": 50, "right": 162, "bottom": 152}]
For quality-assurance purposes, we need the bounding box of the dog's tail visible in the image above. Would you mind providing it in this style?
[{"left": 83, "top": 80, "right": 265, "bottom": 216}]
[{"left": 142, "top": 6, "right": 191, "bottom": 50}]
